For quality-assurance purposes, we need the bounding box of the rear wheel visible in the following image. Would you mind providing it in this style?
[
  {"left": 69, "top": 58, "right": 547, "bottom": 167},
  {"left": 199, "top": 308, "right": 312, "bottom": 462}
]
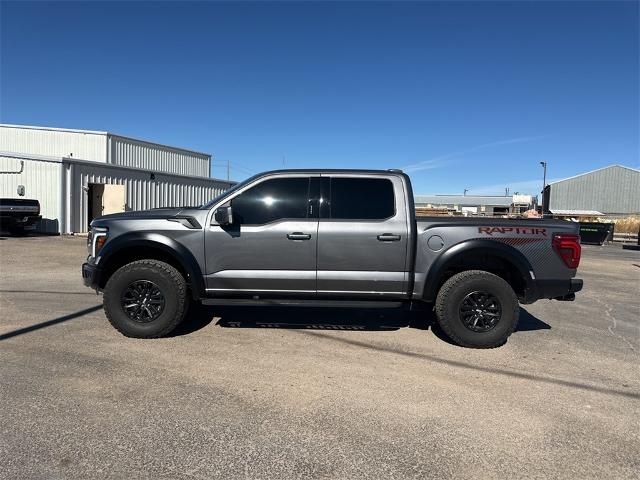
[
  {"left": 103, "top": 259, "right": 187, "bottom": 338},
  {"left": 435, "top": 270, "right": 519, "bottom": 348}
]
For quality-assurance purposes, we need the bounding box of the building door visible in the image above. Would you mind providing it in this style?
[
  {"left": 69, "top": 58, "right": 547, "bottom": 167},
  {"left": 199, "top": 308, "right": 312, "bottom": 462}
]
[{"left": 88, "top": 183, "right": 126, "bottom": 226}]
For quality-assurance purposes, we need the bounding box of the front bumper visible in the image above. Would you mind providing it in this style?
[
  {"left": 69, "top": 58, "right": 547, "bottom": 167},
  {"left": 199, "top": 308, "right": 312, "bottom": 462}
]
[
  {"left": 82, "top": 261, "right": 102, "bottom": 290},
  {"left": 522, "top": 278, "right": 583, "bottom": 303}
]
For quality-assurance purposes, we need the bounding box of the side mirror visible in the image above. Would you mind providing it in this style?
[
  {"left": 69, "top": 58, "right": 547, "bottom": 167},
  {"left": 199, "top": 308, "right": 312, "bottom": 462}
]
[{"left": 213, "top": 205, "right": 233, "bottom": 226}]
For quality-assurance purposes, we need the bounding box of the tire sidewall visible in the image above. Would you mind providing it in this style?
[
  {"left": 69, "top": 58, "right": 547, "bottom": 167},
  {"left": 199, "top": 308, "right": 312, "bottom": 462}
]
[
  {"left": 104, "top": 262, "right": 184, "bottom": 337},
  {"left": 438, "top": 273, "right": 518, "bottom": 347}
]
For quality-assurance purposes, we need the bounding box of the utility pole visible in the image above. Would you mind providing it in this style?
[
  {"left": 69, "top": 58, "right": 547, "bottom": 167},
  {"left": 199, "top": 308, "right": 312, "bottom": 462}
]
[
  {"left": 227, "top": 159, "right": 230, "bottom": 181},
  {"left": 540, "top": 161, "right": 547, "bottom": 214}
]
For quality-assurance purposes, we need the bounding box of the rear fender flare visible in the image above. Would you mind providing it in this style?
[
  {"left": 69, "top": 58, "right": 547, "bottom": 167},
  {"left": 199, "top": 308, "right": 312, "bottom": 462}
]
[{"left": 422, "top": 239, "right": 535, "bottom": 302}]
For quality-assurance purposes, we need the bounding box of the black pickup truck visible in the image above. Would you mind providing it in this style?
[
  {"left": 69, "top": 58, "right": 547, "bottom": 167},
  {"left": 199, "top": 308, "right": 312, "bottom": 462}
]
[
  {"left": 0, "top": 198, "right": 41, "bottom": 234},
  {"left": 83, "top": 169, "right": 583, "bottom": 348}
]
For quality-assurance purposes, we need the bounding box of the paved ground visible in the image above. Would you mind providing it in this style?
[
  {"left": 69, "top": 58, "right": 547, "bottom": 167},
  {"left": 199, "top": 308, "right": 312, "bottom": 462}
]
[{"left": 0, "top": 235, "right": 638, "bottom": 479}]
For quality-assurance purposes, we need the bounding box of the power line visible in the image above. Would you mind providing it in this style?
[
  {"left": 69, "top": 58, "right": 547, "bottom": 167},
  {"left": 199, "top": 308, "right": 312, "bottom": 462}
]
[
  {"left": 213, "top": 163, "right": 253, "bottom": 171},
  {"left": 211, "top": 161, "right": 257, "bottom": 181}
]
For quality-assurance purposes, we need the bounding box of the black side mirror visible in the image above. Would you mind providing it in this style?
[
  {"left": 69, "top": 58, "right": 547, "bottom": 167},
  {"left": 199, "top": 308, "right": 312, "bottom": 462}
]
[{"left": 214, "top": 205, "right": 233, "bottom": 226}]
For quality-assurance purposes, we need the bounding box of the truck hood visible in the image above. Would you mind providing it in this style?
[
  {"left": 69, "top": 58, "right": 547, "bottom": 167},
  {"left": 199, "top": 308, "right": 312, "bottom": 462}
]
[{"left": 91, "top": 207, "right": 203, "bottom": 226}]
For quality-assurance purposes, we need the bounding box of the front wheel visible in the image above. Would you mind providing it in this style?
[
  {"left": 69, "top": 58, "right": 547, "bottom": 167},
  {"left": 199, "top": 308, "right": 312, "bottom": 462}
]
[
  {"left": 103, "top": 259, "right": 188, "bottom": 338},
  {"left": 435, "top": 270, "right": 519, "bottom": 348}
]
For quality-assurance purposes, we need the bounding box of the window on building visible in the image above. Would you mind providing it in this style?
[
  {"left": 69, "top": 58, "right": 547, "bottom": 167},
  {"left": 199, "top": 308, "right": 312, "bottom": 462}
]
[
  {"left": 231, "top": 177, "right": 310, "bottom": 225},
  {"left": 330, "top": 178, "right": 395, "bottom": 220}
]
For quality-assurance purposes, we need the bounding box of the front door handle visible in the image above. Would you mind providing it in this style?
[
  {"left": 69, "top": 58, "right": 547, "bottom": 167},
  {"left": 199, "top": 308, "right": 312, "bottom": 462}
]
[
  {"left": 287, "top": 232, "right": 311, "bottom": 241},
  {"left": 377, "top": 233, "right": 401, "bottom": 242}
]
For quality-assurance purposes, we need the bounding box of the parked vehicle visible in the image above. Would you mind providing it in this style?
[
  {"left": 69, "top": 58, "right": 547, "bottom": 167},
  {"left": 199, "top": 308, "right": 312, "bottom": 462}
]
[
  {"left": 82, "top": 169, "right": 582, "bottom": 348},
  {"left": 0, "top": 198, "right": 41, "bottom": 235},
  {"left": 578, "top": 222, "right": 614, "bottom": 245}
]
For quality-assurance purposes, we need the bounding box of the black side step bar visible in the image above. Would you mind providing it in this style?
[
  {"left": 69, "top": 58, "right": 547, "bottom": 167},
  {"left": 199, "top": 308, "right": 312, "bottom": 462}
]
[{"left": 200, "top": 298, "right": 406, "bottom": 309}]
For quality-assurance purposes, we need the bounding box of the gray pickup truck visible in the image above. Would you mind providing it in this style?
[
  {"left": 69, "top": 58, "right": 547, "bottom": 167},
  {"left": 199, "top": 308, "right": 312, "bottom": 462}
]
[{"left": 82, "top": 169, "right": 582, "bottom": 348}]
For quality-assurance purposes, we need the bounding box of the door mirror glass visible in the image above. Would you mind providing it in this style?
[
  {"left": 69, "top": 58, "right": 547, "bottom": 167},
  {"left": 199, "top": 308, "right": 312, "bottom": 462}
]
[{"left": 213, "top": 205, "right": 233, "bottom": 225}]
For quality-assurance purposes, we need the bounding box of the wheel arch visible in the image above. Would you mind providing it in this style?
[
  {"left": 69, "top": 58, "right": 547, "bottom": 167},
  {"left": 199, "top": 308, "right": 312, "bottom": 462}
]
[
  {"left": 422, "top": 239, "right": 535, "bottom": 302},
  {"left": 97, "top": 233, "right": 206, "bottom": 300}
]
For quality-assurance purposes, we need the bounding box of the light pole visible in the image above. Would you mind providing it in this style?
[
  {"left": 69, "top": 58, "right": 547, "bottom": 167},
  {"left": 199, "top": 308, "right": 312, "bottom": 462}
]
[{"left": 540, "top": 161, "right": 547, "bottom": 214}]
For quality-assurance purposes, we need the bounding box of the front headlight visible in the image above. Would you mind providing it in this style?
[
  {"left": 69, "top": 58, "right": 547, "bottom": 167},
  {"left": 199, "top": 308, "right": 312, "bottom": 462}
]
[
  {"left": 87, "top": 230, "right": 93, "bottom": 254},
  {"left": 89, "top": 227, "right": 108, "bottom": 259}
]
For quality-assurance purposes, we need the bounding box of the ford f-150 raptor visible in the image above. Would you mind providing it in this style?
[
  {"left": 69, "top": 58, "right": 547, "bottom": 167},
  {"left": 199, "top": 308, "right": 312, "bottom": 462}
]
[{"left": 82, "top": 169, "right": 582, "bottom": 348}]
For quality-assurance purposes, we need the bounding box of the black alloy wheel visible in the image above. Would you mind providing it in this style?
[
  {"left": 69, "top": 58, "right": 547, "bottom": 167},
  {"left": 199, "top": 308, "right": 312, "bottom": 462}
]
[
  {"left": 120, "top": 280, "right": 166, "bottom": 323},
  {"left": 459, "top": 291, "right": 502, "bottom": 332}
]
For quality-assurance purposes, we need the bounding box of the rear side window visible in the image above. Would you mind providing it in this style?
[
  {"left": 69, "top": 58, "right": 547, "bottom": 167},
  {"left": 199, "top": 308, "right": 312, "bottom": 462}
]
[
  {"left": 329, "top": 177, "right": 395, "bottom": 220},
  {"left": 231, "top": 177, "right": 310, "bottom": 225}
]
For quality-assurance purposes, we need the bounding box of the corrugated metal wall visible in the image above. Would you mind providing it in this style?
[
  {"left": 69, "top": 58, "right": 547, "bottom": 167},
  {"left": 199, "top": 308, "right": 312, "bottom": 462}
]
[
  {"left": 109, "top": 135, "right": 210, "bottom": 177},
  {"left": 1, "top": 126, "right": 212, "bottom": 178},
  {"left": 549, "top": 166, "right": 640, "bottom": 215},
  {"left": 0, "top": 155, "right": 62, "bottom": 232},
  {"left": 0, "top": 125, "right": 107, "bottom": 162},
  {"left": 72, "top": 161, "right": 232, "bottom": 233}
]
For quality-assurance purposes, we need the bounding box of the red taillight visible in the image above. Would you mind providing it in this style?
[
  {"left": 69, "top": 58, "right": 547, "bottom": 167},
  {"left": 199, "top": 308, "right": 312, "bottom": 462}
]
[{"left": 552, "top": 234, "right": 581, "bottom": 269}]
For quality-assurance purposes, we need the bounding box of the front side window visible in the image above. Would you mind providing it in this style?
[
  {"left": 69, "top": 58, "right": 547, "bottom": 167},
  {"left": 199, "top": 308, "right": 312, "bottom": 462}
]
[
  {"left": 231, "top": 177, "right": 310, "bottom": 225},
  {"left": 329, "top": 177, "right": 395, "bottom": 220}
]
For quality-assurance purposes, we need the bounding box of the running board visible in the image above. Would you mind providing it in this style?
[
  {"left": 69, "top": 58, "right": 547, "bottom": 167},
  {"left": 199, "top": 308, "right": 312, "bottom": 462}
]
[{"left": 200, "top": 298, "right": 406, "bottom": 308}]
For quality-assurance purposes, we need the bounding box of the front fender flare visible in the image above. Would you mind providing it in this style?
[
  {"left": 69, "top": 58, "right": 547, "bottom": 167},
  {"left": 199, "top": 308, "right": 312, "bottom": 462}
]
[{"left": 97, "top": 232, "right": 206, "bottom": 299}]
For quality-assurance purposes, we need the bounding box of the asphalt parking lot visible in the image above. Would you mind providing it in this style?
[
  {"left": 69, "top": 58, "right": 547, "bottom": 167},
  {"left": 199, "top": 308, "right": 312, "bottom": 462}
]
[{"left": 0, "top": 235, "right": 638, "bottom": 479}]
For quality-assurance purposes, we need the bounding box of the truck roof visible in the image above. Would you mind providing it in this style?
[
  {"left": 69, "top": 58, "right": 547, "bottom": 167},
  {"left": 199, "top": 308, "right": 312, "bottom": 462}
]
[{"left": 254, "top": 168, "right": 405, "bottom": 175}]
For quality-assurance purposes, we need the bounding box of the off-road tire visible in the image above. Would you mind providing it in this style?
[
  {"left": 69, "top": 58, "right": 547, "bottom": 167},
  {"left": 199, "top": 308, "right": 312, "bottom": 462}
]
[
  {"left": 103, "top": 259, "right": 187, "bottom": 338},
  {"left": 435, "top": 270, "right": 519, "bottom": 348}
]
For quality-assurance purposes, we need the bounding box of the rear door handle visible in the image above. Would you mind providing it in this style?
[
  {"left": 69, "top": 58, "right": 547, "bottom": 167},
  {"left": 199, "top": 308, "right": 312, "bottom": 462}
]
[
  {"left": 377, "top": 233, "right": 401, "bottom": 242},
  {"left": 287, "top": 232, "right": 311, "bottom": 241}
]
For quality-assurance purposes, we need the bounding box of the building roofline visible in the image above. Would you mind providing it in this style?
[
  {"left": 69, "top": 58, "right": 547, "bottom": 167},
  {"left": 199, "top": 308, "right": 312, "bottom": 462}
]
[
  {"left": 414, "top": 194, "right": 516, "bottom": 206},
  {"left": 0, "top": 123, "right": 211, "bottom": 159},
  {"left": 549, "top": 164, "right": 640, "bottom": 185},
  {"left": 0, "top": 123, "right": 108, "bottom": 135},
  {"left": 415, "top": 194, "right": 514, "bottom": 198},
  {"left": 0, "top": 151, "right": 233, "bottom": 185},
  {"left": 108, "top": 133, "right": 211, "bottom": 159}
]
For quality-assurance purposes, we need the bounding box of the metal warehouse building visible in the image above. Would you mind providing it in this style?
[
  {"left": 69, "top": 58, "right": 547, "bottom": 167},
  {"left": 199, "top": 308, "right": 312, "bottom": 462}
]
[
  {"left": 414, "top": 194, "right": 536, "bottom": 216},
  {"left": 543, "top": 165, "right": 640, "bottom": 217},
  {"left": 0, "top": 124, "right": 234, "bottom": 233}
]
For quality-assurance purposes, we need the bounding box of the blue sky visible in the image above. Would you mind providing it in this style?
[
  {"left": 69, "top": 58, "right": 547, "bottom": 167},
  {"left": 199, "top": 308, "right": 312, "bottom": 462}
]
[{"left": 1, "top": 1, "right": 638, "bottom": 195}]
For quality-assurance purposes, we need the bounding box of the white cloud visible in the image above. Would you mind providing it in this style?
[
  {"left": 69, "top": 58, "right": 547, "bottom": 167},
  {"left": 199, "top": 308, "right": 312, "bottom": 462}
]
[
  {"left": 401, "top": 158, "right": 447, "bottom": 173},
  {"left": 401, "top": 135, "right": 546, "bottom": 173},
  {"left": 469, "top": 178, "right": 560, "bottom": 196}
]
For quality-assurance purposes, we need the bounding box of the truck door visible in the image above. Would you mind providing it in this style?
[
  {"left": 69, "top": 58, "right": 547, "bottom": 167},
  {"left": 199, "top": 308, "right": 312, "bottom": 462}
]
[
  {"left": 316, "top": 175, "right": 409, "bottom": 298},
  {"left": 204, "top": 175, "right": 318, "bottom": 296}
]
